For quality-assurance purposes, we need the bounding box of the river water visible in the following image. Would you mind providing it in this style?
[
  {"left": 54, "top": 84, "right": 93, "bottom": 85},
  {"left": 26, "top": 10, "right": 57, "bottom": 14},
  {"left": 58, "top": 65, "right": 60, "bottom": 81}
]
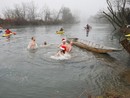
[{"left": 0, "top": 23, "right": 130, "bottom": 98}]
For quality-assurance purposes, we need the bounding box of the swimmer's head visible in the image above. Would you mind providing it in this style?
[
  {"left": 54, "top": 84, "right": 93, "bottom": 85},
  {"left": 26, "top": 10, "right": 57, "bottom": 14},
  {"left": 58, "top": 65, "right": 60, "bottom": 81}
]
[{"left": 44, "top": 41, "right": 47, "bottom": 45}]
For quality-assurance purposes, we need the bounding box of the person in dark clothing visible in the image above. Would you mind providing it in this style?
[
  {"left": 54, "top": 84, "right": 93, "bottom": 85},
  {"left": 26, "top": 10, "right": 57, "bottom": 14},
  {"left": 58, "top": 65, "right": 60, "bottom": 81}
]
[
  {"left": 60, "top": 28, "right": 64, "bottom": 31},
  {"left": 84, "top": 24, "right": 92, "bottom": 37}
]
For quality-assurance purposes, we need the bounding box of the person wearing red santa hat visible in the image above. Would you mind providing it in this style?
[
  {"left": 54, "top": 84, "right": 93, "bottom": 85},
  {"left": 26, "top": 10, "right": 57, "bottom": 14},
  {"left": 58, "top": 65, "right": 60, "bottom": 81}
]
[{"left": 56, "top": 44, "right": 67, "bottom": 56}]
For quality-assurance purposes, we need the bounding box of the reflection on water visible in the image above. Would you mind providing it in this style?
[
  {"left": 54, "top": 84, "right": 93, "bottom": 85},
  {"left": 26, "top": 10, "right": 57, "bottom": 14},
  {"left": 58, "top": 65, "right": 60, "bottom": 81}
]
[{"left": 0, "top": 23, "right": 130, "bottom": 98}]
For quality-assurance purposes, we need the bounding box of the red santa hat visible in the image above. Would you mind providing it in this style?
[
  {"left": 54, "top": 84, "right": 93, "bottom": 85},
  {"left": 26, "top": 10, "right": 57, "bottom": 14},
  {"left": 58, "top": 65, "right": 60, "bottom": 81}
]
[{"left": 62, "top": 38, "right": 66, "bottom": 42}]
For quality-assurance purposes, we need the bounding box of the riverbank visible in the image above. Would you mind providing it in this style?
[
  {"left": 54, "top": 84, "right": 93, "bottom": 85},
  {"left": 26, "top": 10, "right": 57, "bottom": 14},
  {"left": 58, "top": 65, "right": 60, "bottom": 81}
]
[{"left": 104, "top": 50, "right": 130, "bottom": 98}]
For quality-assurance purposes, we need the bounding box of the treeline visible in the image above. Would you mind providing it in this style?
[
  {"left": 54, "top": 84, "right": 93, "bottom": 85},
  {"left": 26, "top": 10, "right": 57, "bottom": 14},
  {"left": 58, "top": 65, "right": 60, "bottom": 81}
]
[{"left": 0, "top": 1, "right": 79, "bottom": 26}]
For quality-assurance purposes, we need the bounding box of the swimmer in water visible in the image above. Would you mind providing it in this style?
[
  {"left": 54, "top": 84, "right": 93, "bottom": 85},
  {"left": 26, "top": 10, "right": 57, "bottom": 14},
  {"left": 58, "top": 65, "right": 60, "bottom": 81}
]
[{"left": 28, "top": 37, "right": 37, "bottom": 49}]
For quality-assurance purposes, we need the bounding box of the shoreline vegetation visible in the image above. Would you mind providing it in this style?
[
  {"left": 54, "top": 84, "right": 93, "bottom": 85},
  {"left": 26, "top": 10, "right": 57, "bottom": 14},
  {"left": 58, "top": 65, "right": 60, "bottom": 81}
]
[
  {"left": 88, "top": 0, "right": 130, "bottom": 55},
  {"left": 0, "top": 1, "right": 79, "bottom": 27},
  {"left": 0, "top": 19, "right": 80, "bottom": 29}
]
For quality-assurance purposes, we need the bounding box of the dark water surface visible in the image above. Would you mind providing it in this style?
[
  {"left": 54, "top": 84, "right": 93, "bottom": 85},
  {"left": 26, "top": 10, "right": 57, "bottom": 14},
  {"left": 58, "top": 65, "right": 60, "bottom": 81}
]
[{"left": 0, "top": 23, "right": 130, "bottom": 98}]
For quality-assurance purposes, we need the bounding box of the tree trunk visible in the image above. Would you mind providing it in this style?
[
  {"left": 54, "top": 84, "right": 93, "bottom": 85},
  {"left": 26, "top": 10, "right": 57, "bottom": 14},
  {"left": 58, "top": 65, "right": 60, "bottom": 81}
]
[{"left": 120, "top": 39, "right": 130, "bottom": 54}]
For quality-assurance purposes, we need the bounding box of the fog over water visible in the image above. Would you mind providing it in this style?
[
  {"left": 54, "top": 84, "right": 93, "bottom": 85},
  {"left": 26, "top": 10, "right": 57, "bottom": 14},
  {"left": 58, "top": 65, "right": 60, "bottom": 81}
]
[{"left": 0, "top": 0, "right": 107, "bottom": 21}]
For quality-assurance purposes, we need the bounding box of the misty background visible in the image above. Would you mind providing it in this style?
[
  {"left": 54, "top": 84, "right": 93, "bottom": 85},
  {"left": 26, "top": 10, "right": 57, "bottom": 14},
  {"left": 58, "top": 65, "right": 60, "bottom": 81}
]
[{"left": 0, "top": 0, "right": 107, "bottom": 22}]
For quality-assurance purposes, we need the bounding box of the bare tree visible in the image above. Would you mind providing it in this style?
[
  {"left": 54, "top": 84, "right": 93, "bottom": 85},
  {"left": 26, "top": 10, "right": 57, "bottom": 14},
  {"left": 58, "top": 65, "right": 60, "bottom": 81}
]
[
  {"left": 103, "top": 0, "right": 130, "bottom": 29},
  {"left": 102, "top": 0, "right": 130, "bottom": 53},
  {"left": 54, "top": 7, "right": 63, "bottom": 21},
  {"left": 61, "top": 7, "right": 76, "bottom": 23},
  {"left": 2, "top": 1, "right": 79, "bottom": 25},
  {"left": 21, "top": 2, "right": 28, "bottom": 20},
  {"left": 14, "top": 5, "right": 23, "bottom": 19},
  {"left": 3, "top": 8, "right": 15, "bottom": 19},
  {"left": 40, "top": 5, "right": 52, "bottom": 23},
  {"left": 26, "top": 1, "right": 38, "bottom": 21}
]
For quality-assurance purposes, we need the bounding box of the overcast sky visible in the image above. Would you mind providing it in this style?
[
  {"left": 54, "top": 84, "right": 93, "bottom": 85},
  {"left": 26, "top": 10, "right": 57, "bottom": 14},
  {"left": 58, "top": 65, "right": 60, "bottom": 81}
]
[{"left": 0, "top": 0, "right": 107, "bottom": 20}]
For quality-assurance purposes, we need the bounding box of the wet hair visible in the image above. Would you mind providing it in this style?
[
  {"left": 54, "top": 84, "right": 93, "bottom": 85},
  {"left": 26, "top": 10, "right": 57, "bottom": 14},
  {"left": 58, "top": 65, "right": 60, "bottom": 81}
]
[
  {"left": 44, "top": 41, "right": 47, "bottom": 45},
  {"left": 31, "top": 37, "right": 35, "bottom": 40},
  {"left": 31, "top": 37, "right": 34, "bottom": 40}
]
